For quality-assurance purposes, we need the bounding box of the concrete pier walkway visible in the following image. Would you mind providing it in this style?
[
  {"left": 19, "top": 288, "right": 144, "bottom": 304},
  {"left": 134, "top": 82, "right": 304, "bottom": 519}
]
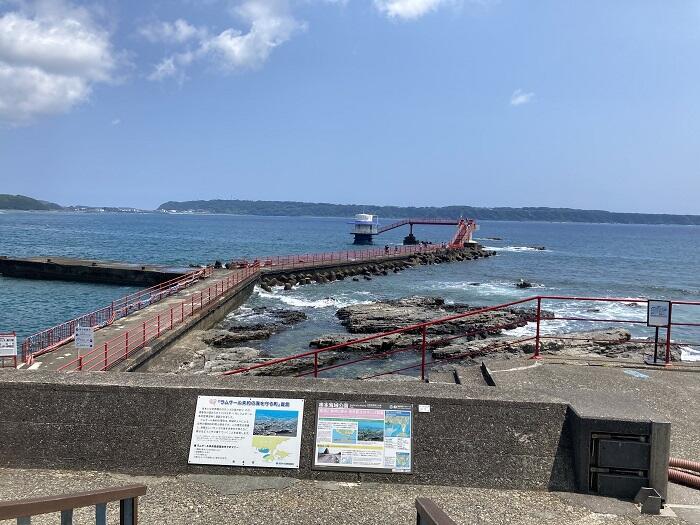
[{"left": 27, "top": 267, "right": 257, "bottom": 372}]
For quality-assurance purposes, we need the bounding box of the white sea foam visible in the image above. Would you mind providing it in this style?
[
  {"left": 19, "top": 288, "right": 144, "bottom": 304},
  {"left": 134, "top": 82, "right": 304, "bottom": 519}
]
[
  {"left": 680, "top": 346, "right": 700, "bottom": 362},
  {"left": 484, "top": 245, "right": 549, "bottom": 253},
  {"left": 255, "top": 287, "right": 375, "bottom": 309}
]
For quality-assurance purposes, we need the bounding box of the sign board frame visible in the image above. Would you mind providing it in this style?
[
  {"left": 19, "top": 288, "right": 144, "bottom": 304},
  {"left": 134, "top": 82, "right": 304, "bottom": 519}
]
[
  {"left": 188, "top": 395, "right": 305, "bottom": 469},
  {"left": 647, "top": 300, "right": 671, "bottom": 328},
  {"left": 74, "top": 325, "right": 95, "bottom": 350},
  {"left": 312, "top": 400, "right": 413, "bottom": 474},
  {"left": 0, "top": 332, "right": 17, "bottom": 358}
]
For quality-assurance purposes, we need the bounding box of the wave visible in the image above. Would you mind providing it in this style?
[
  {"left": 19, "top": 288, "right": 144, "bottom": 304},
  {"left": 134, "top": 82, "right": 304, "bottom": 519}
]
[
  {"left": 255, "top": 287, "right": 375, "bottom": 309},
  {"left": 432, "top": 280, "right": 546, "bottom": 296},
  {"left": 680, "top": 346, "right": 700, "bottom": 362},
  {"left": 484, "top": 245, "right": 549, "bottom": 253}
]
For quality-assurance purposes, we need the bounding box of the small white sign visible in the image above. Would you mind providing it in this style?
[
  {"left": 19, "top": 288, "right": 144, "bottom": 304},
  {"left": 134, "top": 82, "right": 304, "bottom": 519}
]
[
  {"left": 0, "top": 333, "right": 17, "bottom": 357},
  {"left": 75, "top": 326, "right": 95, "bottom": 349},
  {"left": 418, "top": 404, "right": 431, "bottom": 413},
  {"left": 647, "top": 300, "right": 671, "bottom": 327}
]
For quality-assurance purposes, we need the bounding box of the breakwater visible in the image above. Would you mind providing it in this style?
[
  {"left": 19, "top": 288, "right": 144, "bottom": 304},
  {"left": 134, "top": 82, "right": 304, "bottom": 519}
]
[{"left": 259, "top": 246, "right": 494, "bottom": 292}]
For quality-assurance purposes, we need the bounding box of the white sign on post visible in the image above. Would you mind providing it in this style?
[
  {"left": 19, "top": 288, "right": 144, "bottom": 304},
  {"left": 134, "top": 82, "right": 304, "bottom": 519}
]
[
  {"left": 647, "top": 300, "right": 671, "bottom": 327},
  {"left": 75, "top": 326, "right": 95, "bottom": 349},
  {"left": 0, "top": 333, "right": 17, "bottom": 357}
]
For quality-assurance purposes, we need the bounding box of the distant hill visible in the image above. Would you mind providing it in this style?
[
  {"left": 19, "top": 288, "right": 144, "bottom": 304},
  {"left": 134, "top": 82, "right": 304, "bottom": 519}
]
[
  {"left": 158, "top": 199, "right": 700, "bottom": 225},
  {"left": 0, "top": 194, "right": 63, "bottom": 211}
]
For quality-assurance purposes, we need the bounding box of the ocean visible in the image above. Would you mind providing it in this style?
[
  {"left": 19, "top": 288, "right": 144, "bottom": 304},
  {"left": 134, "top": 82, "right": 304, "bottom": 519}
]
[{"left": 1, "top": 211, "right": 699, "bottom": 363}]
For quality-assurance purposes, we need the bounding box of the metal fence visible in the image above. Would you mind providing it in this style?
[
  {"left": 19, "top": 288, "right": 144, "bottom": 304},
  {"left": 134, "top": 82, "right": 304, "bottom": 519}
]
[
  {"left": 21, "top": 267, "right": 212, "bottom": 362},
  {"left": 223, "top": 296, "right": 700, "bottom": 380},
  {"left": 58, "top": 264, "right": 260, "bottom": 372}
]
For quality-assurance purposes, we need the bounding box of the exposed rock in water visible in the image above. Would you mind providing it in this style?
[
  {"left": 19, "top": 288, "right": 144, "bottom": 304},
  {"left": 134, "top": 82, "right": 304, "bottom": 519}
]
[{"left": 516, "top": 279, "right": 533, "bottom": 289}]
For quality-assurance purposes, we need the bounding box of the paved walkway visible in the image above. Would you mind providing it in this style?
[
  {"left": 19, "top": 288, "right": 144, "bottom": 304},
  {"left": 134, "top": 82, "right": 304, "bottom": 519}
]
[
  {"left": 1, "top": 467, "right": 697, "bottom": 525},
  {"left": 27, "top": 269, "right": 240, "bottom": 371}
]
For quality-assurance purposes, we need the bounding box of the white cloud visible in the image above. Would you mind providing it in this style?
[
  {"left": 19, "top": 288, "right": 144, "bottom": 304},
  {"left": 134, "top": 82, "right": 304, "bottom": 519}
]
[
  {"left": 510, "top": 89, "right": 534, "bottom": 106},
  {"left": 140, "top": 19, "right": 206, "bottom": 44},
  {"left": 146, "top": 0, "right": 303, "bottom": 81},
  {"left": 374, "top": 0, "right": 446, "bottom": 20},
  {"left": 0, "top": 0, "right": 118, "bottom": 124},
  {"left": 111, "top": 117, "right": 120, "bottom": 125}
]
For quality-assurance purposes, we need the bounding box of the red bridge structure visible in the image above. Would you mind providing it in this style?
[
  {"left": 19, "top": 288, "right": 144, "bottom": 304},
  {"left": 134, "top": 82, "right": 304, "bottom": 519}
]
[{"left": 351, "top": 216, "right": 478, "bottom": 246}]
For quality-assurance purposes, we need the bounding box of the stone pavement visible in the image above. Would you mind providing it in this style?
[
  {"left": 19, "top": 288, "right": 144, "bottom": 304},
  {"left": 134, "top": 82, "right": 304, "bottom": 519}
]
[{"left": 1, "top": 468, "right": 698, "bottom": 525}]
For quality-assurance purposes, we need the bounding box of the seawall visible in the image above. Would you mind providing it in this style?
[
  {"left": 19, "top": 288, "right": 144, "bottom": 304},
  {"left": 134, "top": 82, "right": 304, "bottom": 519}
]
[{"left": 0, "top": 371, "right": 669, "bottom": 498}]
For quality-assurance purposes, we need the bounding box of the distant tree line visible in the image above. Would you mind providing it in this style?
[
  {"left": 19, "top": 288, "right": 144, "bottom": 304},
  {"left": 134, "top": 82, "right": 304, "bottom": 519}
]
[
  {"left": 157, "top": 199, "right": 700, "bottom": 226},
  {"left": 0, "top": 194, "right": 62, "bottom": 211}
]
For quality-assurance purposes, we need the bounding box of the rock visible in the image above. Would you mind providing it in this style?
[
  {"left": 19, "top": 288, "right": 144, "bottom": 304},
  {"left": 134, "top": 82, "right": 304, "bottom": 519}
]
[
  {"left": 203, "top": 329, "right": 274, "bottom": 347},
  {"left": 283, "top": 283, "right": 293, "bottom": 291},
  {"left": 363, "top": 276, "right": 372, "bottom": 281},
  {"left": 352, "top": 277, "right": 359, "bottom": 282},
  {"left": 260, "top": 284, "right": 273, "bottom": 293},
  {"left": 516, "top": 279, "right": 533, "bottom": 289}
]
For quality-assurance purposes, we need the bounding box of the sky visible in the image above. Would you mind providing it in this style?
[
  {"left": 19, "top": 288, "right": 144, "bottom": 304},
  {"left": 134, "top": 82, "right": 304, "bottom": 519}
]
[{"left": 0, "top": 0, "right": 699, "bottom": 213}]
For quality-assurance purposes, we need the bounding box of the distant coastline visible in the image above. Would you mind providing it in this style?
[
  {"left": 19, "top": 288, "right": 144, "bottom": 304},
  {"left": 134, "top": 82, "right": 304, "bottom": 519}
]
[
  {"left": 157, "top": 199, "right": 700, "bottom": 226},
  {"left": 3, "top": 194, "right": 700, "bottom": 225}
]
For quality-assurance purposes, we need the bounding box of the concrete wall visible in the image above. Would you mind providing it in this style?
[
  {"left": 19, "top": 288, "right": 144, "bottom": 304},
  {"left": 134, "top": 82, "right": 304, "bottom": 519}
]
[
  {"left": 0, "top": 371, "right": 575, "bottom": 490},
  {"left": 0, "top": 257, "right": 182, "bottom": 286}
]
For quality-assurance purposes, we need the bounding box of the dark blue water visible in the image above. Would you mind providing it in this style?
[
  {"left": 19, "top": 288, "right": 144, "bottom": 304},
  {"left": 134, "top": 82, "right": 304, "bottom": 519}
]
[{"left": 1, "top": 212, "right": 699, "bottom": 360}]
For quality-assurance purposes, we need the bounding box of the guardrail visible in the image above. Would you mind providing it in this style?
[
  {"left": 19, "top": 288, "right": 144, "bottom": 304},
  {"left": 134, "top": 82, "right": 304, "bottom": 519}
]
[
  {"left": 223, "top": 296, "right": 700, "bottom": 379},
  {"left": 0, "top": 484, "right": 146, "bottom": 525},
  {"left": 233, "top": 244, "right": 455, "bottom": 270},
  {"left": 21, "top": 267, "right": 212, "bottom": 362},
  {"left": 59, "top": 264, "right": 260, "bottom": 372},
  {"left": 415, "top": 497, "right": 458, "bottom": 525}
]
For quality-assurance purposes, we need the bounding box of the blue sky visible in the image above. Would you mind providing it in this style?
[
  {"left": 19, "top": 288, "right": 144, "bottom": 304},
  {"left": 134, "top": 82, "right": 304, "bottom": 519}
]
[{"left": 0, "top": 0, "right": 699, "bottom": 213}]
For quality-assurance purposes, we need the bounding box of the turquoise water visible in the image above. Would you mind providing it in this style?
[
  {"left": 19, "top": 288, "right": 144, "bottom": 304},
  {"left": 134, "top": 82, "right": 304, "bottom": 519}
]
[{"left": 1, "top": 212, "right": 699, "bottom": 358}]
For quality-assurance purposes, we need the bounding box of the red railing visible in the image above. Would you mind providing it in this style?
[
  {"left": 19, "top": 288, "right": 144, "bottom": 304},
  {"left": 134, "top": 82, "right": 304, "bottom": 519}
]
[
  {"left": 234, "top": 243, "right": 453, "bottom": 270},
  {"left": 21, "top": 267, "right": 213, "bottom": 362},
  {"left": 376, "top": 218, "right": 462, "bottom": 234},
  {"left": 58, "top": 264, "right": 260, "bottom": 372},
  {"left": 223, "top": 296, "right": 700, "bottom": 380}
]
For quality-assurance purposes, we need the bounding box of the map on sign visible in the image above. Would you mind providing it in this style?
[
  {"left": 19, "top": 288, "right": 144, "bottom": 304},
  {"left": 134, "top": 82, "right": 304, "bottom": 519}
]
[
  {"left": 314, "top": 401, "right": 413, "bottom": 474},
  {"left": 647, "top": 300, "right": 671, "bottom": 327},
  {"left": 189, "top": 396, "right": 304, "bottom": 469}
]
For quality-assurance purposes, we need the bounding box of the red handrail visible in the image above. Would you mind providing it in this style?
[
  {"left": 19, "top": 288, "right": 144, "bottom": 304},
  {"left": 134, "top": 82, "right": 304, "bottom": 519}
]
[{"left": 222, "top": 296, "right": 700, "bottom": 379}]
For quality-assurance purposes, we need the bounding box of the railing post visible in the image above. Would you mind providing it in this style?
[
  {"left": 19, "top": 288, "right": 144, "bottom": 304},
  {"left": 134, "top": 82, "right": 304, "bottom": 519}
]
[
  {"left": 314, "top": 352, "right": 319, "bottom": 378},
  {"left": 531, "top": 297, "right": 542, "bottom": 360},
  {"left": 421, "top": 326, "right": 427, "bottom": 381},
  {"left": 104, "top": 343, "right": 108, "bottom": 370},
  {"left": 142, "top": 322, "right": 146, "bottom": 344},
  {"left": 125, "top": 332, "right": 129, "bottom": 360},
  {"left": 157, "top": 315, "right": 161, "bottom": 337},
  {"left": 78, "top": 355, "right": 83, "bottom": 372},
  {"left": 181, "top": 302, "right": 184, "bottom": 321},
  {"left": 170, "top": 308, "right": 174, "bottom": 330},
  {"left": 665, "top": 302, "right": 673, "bottom": 366}
]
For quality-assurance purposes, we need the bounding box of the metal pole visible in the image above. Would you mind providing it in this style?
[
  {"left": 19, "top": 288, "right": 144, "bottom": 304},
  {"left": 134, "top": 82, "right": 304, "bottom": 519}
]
[
  {"left": 314, "top": 352, "right": 318, "bottom": 378},
  {"left": 532, "top": 297, "right": 542, "bottom": 360},
  {"left": 653, "top": 326, "right": 659, "bottom": 364},
  {"left": 421, "top": 326, "right": 427, "bottom": 381},
  {"left": 665, "top": 302, "right": 673, "bottom": 366},
  {"left": 104, "top": 343, "right": 108, "bottom": 370}
]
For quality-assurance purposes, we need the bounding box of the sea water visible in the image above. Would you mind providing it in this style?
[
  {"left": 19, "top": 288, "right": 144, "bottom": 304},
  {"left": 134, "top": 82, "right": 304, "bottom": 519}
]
[{"left": 1, "top": 212, "right": 698, "bottom": 365}]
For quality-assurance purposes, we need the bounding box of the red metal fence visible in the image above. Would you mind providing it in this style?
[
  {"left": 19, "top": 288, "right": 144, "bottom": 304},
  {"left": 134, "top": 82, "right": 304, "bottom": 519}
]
[
  {"left": 58, "top": 264, "right": 260, "bottom": 372},
  {"left": 223, "top": 296, "right": 700, "bottom": 380},
  {"left": 234, "top": 244, "right": 451, "bottom": 270},
  {"left": 21, "top": 267, "right": 213, "bottom": 362}
]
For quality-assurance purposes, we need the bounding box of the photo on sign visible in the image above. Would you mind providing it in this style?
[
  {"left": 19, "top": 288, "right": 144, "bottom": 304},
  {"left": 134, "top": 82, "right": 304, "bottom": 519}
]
[{"left": 253, "top": 409, "right": 299, "bottom": 437}]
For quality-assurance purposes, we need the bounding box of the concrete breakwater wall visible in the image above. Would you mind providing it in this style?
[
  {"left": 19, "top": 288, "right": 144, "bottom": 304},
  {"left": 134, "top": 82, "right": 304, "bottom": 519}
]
[
  {"left": 259, "top": 246, "right": 494, "bottom": 291},
  {"left": 0, "top": 256, "right": 184, "bottom": 286},
  {"left": 0, "top": 371, "right": 669, "bottom": 499}
]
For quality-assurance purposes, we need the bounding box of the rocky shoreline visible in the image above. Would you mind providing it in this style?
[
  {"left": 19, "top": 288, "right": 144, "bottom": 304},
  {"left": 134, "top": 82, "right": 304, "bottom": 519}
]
[{"left": 154, "top": 294, "right": 682, "bottom": 379}]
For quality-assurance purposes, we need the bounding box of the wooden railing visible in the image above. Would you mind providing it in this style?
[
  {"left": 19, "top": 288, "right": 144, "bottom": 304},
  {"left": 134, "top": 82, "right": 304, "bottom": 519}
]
[
  {"left": 0, "top": 484, "right": 147, "bottom": 524},
  {"left": 415, "top": 497, "right": 458, "bottom": 525}
]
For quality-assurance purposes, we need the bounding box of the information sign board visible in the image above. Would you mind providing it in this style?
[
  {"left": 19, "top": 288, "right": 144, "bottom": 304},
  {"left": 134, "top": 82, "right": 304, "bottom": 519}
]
[
  {"left": 313, "top": 401, "right": 413, "bottom": 474},
  {"left": 75, "top": 326, "right": 95, "bottom": 350},
  {"left": 0, "top": 333, "right": 17, "bottom": 357},
  {"left": 189, "top": 396, "right": 304, "bottom": 469},
  {"left": 647, "top": 300, "right": 671, "bottom": 327}
]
